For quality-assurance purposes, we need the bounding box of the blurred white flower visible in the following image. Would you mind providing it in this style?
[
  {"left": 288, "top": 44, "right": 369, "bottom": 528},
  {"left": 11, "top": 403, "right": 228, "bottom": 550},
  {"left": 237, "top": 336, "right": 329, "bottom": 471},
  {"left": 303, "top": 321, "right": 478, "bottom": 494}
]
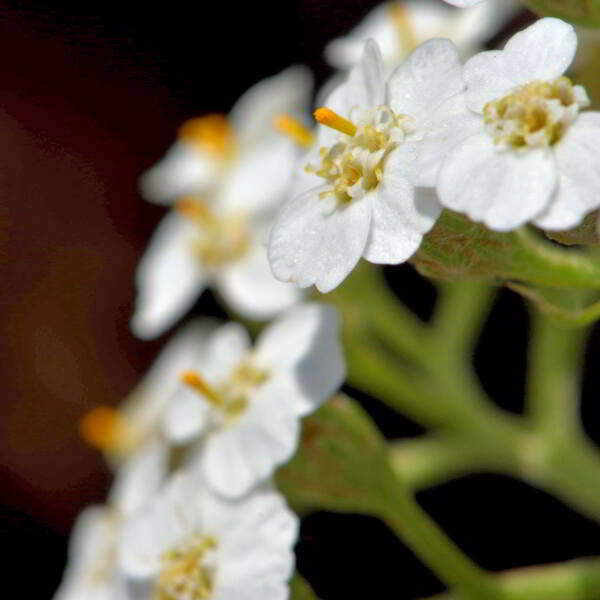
[
  {"left": 443, "top": 0, "right": 483, "bottom": 6},
  {"left": 324, "top": 0, "right": 520, "bottom": 71},
  {"left": 132, "top": 67, "right": 313, "bottom": 339},
  {"left": 162, "top": 303, "right": 345, "bottom": 498},
  {"left": 438, "top": 18, "right": 600, "bottom": 231},
  {"left": 268, "top": 39, "right": 478, "bottom": 293},
  {"left": 118, "top": 474, "right": 298, "bottom": 600}
]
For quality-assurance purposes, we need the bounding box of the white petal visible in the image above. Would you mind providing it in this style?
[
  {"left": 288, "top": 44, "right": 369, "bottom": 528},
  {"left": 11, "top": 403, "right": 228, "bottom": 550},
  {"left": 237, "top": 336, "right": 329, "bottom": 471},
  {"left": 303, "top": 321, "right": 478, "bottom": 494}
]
[
  {"left": 363, "top": 179, "right": 440, "bottom": 264},
  {"left": 254, "top": 303, "right": 345, "bottom": 415},
  {"left": 443, "top": 0, "right": 481, "bottom": 6},
  {"left": 138, "top": 142, "right": 221, "bottom": 205},
  {"left": 217, "top": 239, "right": 303, "bottom": 320},
  {"left": 387, "top": 38, "right": 464, "bottom": 121},
  {"left": 108, "top": 439, "right": 168, "bottom": 514},
  {"left": 203, "top": 486, "right": 297, "bottom": 591},
  {"left": 118, "top": 474, "right": 200, "bottom": 579},
  {"left": 218, "top": 137, "right": 298, "bottom": 217},
  {"left": 131, "top": 212, "right": 207, "bottom": 339},
  {"left": 230, "top": 66, "right": 313, "bottom": 148},
  {"left": 389, "top": 94, "right": 480, "bottom": 187},
  {"left": 438, "top": 133, "right": 558, "bottom": 230},
  {"left": 161, "top": 388, "right": 212, "bottom": 444},
  {"left": 464, "top": 18, "right": 577, "bottom": 112},
  {"left": 534, "top": 113, "right": 600, "bottom": 230},
  {"left": 200, "top": 322, "right": 252, "bottom": 384},
  {"left": 268, "top": 187, "right": 372, "bottom": 292},
  {"left": 346, "top": 39, "right": 386, "bottom": 111},
  {"left": 201, "top": 392, "right": 300, "bottom": 498}
]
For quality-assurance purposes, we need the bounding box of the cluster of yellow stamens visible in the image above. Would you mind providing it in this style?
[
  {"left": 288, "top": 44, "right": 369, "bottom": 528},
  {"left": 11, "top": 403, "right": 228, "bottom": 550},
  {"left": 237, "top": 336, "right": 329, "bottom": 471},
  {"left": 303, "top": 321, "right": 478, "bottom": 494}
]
[
  {"left": 178, "top": 114, "right": 236, "bottom": 158},
  {"left": 483, "top": 77, "right": 589, "bottom": 148},
  {"left": 176, "top": 198, "right": 250, "bottom": 268},
  {"left": 156, "top": 535, "right": 217, "bottom": 600},
  {"left": 181, "top": 359, "right": 269, "bottom": 423},
  {"left": 308, "top": 106, "right": 412, "bottom": 203}
]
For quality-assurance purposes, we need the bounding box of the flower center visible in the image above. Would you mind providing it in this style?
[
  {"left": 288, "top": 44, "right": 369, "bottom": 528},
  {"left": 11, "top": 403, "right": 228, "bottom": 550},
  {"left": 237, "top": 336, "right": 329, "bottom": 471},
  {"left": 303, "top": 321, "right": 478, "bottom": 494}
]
[
  {"left": 177, "top": 198, "right": 251, "bottom": 268},
  {"left": 308, "top": 106, "right": 413, "bottom": 203},
  {"left": 181, "top": 359, "right": 269, "bottom": 424},
  {"left": 178, "top": 114, "right": 236, "bottom": 158},
  {"left": 156, "top": 535, "right": 217, "bottom": 600},
  {"left": 79, "top": 406, "right": 138, "bottom": 457},
  {"left": 483, "top": 77, "right": 589, "bottom": 149}
]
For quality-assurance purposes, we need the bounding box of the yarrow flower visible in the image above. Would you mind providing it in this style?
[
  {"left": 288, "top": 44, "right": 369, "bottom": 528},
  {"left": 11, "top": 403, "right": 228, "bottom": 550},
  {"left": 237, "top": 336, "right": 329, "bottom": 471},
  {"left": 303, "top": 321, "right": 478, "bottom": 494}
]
[
  {"left": 118, "top": 474, "right": 298, "bottom": 600},
  {"left": 268, "top": 39, "right": 478, "bottom": 292},
  {"left": 325, "top": 0, "right": 519, "bottom": 72},
  {"left": 162, "top": 303, "right": 345, "bottom": 497},
  {"left": 132, "top": 67, "right": 312, "bottom": 339},
  {"left": 438, "top": 18, "right": 600, "bottom": 231}
]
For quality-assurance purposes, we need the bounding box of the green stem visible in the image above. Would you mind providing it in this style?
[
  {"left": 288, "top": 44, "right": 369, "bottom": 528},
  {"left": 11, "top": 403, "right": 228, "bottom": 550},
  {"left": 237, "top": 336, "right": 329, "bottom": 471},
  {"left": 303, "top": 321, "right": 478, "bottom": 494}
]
[
  {"left": 526, "top": 312, "right": 587, "bottom": 437},
  {"left": 379, "top": 482, "right": 502, "bottom": 600},
  {"left": 423, "top": 558, "right": 600, "bottom": 600}
]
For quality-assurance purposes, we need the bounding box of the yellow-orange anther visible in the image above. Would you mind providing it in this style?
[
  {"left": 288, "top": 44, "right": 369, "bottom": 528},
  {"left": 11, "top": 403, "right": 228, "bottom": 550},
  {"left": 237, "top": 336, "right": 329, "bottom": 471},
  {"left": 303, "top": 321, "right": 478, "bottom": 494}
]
[
  {"left": 273, "top": 114, "right": 315, "bottom": 148},
  {"left": 178, "top": 114, "right": 235, "bottom": 156},
  {"left": 181, "top": 370, "right": 223, "bottom": 406},
  {"left": 314, "top": 108, "right": 357, "bottom": 137},
  {"left": 176, "top": 197, "right": 214, "bottom": 224},
  {"left": 79, "top": 406, "right": 128, "bottom": 452}
]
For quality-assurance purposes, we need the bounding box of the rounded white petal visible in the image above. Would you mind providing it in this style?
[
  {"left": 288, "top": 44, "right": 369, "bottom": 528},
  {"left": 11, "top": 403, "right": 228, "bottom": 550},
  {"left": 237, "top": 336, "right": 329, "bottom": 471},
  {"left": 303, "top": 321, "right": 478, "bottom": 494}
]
[
  {"left": 390, "top": 94, "right": 481, "bottom": 187},
  {"left": 346, "top": 39, "right": 386, "bottom": 112},
  {"left": 131, "top": 212, "right": 207, "bottom": 340},
  {"left": 118, "top": 474, "right": 201, "bottom": 579},
  {"left": 230, "top": 65, "right": 313, "bottom": 148},
  {"left": 139, "top": 142, "right": 221, "bottom": 205},
  {"left": 201, "top": 391, "right": 300, "bottom": 498},
  {"left": 218, "top": 137, "right": 299, "bottom": 217},
  {"left": 534, "top": 113, "right": 600, "bottom": 230},
  {"left": 387, "top": 38, "right": 464, "bottom": 120},
  {"left": 254, "top": 303, "right": 345, "bottom": 416},
  {"left": 438, "top": 133, "right": 558, "bottom": 231},
  {"left": 464, "top": 18, "right": 577, "bottom": 112},
  {"left": 108, "top": 439, "right": 168, "bottom": 515},
  {"left": 217, "top": 239, "right": 303, "bottom": 320},
  {"left": 200, "top": 321, "right": 252, "bottom": 384},
  {"left": 203, "top": 486, "right": 297, "bottom": 596},
  {"left": 268, "top": 187, "right": 372, "bottom": 293},
  {"left": 363, "top": 180, "right": 440, "bottom": 264},
  {"left": 161, "top": 387, "right": 212, "bottom": 444},
  {"left": 443, "top": 0, "right": 481, "bottom": 6}
]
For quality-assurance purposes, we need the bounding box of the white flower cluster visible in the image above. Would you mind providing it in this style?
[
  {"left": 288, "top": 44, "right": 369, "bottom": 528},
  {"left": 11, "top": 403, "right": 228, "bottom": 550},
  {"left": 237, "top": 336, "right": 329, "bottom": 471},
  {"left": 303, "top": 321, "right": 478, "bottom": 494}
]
[{"left": 56, "top": 2, "right": 600, "bottom": 599}]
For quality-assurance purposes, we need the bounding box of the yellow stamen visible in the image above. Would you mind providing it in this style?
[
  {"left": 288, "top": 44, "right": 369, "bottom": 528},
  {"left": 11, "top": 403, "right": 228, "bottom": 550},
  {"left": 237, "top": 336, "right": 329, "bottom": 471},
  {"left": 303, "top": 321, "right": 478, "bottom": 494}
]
[
  {"left": 79, "top": 406, "right": 129, "bottom": 453},
  {"left": 181, "top": 370, "right": 223, "bottom": 406},
  {"left": 176, "top": 197, "right": 215, "bottom": 225},
  {"left": 178, "top": 114, "right": 235, "bottom": 156},
  {"left": 389, "top": 2, "right": 418, "bottom": 51},
  {"left": 314, "top": 107, "right": 357, "bottom": 137},
  {"left": 273, "top": 114, "right": 315, "bottom": 148}
]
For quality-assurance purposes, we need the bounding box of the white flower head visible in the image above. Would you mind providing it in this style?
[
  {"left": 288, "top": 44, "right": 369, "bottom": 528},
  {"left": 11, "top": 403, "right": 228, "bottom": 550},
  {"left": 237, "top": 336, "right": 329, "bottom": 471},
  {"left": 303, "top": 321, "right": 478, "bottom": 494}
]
[
  {"left": 269, "top": 39, "right": 479, "bottom": 292},
  {"left": 324, "top": 0, "right": 520, "bottom": 71},
  {"left": 161, "top": 303, "right": 345, "bottom": 498},
  {"left": 118, "top": 474, "right": 298, "bottom": 600},
  {"left": 132, "top": 67, "right": 312, "bottom": 339},
  {"left": 438, "top": 18, "right": 600, "bottom": 232}
]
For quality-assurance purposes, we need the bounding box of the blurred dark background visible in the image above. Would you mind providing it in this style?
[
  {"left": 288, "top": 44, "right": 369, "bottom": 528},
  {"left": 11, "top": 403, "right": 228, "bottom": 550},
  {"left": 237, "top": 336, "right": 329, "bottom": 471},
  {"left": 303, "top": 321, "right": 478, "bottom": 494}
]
[{"left": 2, "top": 0, "right": 600, "bottom": 598}]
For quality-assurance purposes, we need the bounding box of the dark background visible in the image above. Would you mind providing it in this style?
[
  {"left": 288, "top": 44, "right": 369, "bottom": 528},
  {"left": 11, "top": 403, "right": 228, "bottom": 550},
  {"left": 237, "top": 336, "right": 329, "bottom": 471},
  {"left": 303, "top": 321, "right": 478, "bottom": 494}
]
[{"left": 2, "top": 1, "right": 600, "bottom": 597}]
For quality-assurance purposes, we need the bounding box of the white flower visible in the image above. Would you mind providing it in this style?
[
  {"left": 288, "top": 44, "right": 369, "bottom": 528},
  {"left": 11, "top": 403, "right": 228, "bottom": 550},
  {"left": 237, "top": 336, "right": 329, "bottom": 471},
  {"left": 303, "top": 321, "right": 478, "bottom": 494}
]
[
  {"left": 324, "top": 0, "right": 520, "bottom": 71},
  {"left": 438, "top": 18, "right": 600, "bottom": 231},
  {"left": 54, "top": 506, "right": 131, "bottom": 600},
  {"left": 132, "top": 67, "right": 312, "bottom": 339},
  {"left": 118, "top": 474, "right": 298, "bottom": 600},
  {"left": 268, "top": 39, "right": 478, "bottom": 293},
  {"left": 161, "top": 303, "right": 345, "bottom": 498},
  {"left": 443, "top": 0, "right": 482, "bottom": 6}
]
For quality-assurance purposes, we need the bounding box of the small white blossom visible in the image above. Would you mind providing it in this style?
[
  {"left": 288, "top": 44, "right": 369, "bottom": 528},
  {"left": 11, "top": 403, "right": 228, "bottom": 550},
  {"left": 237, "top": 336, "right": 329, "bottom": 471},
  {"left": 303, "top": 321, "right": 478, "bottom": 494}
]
[
  {"left": 161, "top": 303, "right": 345, "bottom": 498},
  {"left": 268, "top": 39, "right": 478, "bottom": 292},
  {"left": 118, "top": 474, "right": 298, "bottom": 600},
  {"left": 325, "top": 0, "right": 520, "bottom": 71},
  {"left": 132, "top": 67, "right": 312, "bottom": 339},
  {"left": 438, "top": 18, "right": 600, "bottom": 231}
]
